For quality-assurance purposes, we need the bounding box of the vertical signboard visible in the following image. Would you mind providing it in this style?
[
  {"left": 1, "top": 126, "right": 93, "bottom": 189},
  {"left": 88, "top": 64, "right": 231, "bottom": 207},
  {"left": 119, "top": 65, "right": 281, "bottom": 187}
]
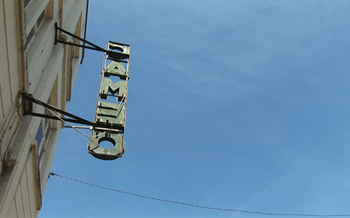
[{"left": 88, "top": 42, "right": 130, "bottom": 160}]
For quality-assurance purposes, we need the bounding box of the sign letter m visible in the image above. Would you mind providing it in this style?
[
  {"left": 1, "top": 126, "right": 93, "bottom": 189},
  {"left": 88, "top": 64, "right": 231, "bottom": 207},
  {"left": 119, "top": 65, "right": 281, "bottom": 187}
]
[{"left": 100, "top": 78, "right": 126, "bottom": 101}]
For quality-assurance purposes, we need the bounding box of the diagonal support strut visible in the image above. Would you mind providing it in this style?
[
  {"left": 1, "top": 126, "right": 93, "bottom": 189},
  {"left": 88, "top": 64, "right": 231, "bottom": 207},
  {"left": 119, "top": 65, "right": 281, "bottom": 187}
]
[
  {"left": 22, "top": 93, "right": 123, "bottom": 133},
  {"left": 54, "top": 23, "right": 130, "bottom": 61}
]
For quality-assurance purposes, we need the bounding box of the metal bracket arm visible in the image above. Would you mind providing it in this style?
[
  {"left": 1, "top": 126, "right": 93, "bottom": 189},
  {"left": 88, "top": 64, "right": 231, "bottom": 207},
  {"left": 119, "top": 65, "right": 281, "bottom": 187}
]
[
  {"left": 22, "top": 93, "right": 124, "bottom": 132},
  {"left": 23, "top": 93, "right": 93, "bottom": 125},
  {"left": 54, "top": 23, "right": 130, "bottom": 61}
]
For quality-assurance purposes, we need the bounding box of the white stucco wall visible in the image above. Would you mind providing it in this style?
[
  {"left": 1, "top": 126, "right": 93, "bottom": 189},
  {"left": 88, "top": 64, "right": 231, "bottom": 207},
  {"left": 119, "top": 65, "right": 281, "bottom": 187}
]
[{"left": 0, "top": 0, "right": 88, "bottom": 217}]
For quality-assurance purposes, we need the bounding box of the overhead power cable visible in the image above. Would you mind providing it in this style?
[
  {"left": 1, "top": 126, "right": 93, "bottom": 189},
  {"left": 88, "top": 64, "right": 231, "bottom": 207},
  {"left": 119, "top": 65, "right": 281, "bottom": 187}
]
[{"left": 49, "top": 172, "right": 350, "bottom": 217}]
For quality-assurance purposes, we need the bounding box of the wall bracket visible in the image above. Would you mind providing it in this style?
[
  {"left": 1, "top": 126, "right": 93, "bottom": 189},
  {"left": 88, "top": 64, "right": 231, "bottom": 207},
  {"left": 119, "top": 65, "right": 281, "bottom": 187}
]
[
  {"left": 54, "top": 23, "right": 130, "bottom": 61},
  {"left": 22, "top": 93, "right": 124, "bottom": 133}
]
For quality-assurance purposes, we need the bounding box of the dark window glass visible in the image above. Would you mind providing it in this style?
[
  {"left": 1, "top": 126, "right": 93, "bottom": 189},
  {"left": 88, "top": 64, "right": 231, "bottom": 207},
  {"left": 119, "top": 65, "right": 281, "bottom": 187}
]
[
  {"left": 25, "top": 26, "right": 34, "bottom": 48},
  {"left": 24, "top": 0, "right": 31, "bottom": 7},
  {"left": 37, "top": 10, "right": 45, "bottom": 27},
  {"left": 35, "top": 122, "right": 43, "bottom": 148}
]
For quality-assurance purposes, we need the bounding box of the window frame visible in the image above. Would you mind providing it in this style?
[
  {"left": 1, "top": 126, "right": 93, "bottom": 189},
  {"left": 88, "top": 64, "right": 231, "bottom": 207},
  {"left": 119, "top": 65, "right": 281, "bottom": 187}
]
[
  {"left": 25, "top": 9, "right": 46, "bottom": 49},
  {"left": 24, "top": 0, "right": 33, "bottom": 9}
]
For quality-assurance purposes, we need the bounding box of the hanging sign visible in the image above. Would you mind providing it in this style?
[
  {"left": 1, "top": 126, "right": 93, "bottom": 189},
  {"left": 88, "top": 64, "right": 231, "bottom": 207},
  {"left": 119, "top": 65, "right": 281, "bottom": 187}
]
[{"left": 88, "top": 42, "right": 130, "bottom": 160}]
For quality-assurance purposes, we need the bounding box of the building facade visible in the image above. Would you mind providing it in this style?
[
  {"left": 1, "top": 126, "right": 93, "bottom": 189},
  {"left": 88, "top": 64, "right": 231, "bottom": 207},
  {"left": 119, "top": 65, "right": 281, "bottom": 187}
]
[{"left": 0, "top": 0, "right": 88, "bottom": 217}]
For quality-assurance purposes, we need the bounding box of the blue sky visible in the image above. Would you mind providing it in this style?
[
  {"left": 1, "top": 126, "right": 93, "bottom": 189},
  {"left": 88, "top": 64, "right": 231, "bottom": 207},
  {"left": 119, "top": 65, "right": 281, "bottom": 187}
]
[{"left": 39, "top": 1, "right": 350, "bottom": 217}]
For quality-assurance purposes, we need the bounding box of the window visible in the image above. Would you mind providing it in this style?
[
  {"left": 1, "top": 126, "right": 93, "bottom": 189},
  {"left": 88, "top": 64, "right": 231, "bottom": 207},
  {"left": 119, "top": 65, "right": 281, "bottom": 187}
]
[
  {"left": 35, "top": 108, "right": 52, "bottom": 160},
  {"left": 36, "top": 79, "right": 58, "bottom": 163},
  {"left": 44, "top": 105, "right": 51, "bottom": 140},
  {"left": 36, "top": 117, "right": 51, "bottom": 161},
  {"left": 37, "top": 10, "right": 45, "bottom": 27},
  {"left": 35, "top": 121, "right": 43, "bottom": 147},
  {"left": 25, "top": 9, "right": 46, "bottom": 48},
  {"left": 25, "top": 26, "right": 35, "bottom": 48},
  {"left": 24, "top": 0, "right": 32, "bottom": 8}
]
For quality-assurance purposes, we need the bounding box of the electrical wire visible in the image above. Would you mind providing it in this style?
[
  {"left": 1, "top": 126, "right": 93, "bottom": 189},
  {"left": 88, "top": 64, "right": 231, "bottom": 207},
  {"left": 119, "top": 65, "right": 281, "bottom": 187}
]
[
  {"left": 33, "top": 99, "right": 91, "bottom": 138},
  {"left": 49, "top": 172, "right": 350, "bottom": 217}
]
